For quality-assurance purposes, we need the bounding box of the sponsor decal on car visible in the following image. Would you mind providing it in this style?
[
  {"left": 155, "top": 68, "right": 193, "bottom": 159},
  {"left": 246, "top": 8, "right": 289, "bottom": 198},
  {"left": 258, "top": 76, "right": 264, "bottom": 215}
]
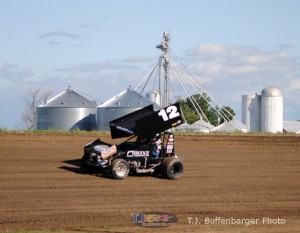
[
  {"left": 166, "top": 144, "right": 174, "bottom": 154},
  {"left": 94, "top": 145, "right": 109, "bottom": 153},
  {"left": 132, "top": 212, "right": 177, "bottom": 228},
  {"left": 127, "top": 151, "right": 150, "bottom": 157},
  {"left": 101, "top": 145, "right": 117, "bottom": 159}
]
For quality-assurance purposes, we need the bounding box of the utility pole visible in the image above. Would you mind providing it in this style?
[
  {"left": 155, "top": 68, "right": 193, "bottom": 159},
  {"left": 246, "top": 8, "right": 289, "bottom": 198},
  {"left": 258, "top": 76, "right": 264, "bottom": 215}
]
[{"left": 156, "top": 31, "right": 170, "bottom": 107}]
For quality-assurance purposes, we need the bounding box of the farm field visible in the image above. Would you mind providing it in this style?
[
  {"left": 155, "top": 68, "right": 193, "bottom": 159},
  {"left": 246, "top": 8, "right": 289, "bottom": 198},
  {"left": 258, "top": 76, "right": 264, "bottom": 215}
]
[{"left": 0, "top": 132, "right": 299, "bottom": 233}]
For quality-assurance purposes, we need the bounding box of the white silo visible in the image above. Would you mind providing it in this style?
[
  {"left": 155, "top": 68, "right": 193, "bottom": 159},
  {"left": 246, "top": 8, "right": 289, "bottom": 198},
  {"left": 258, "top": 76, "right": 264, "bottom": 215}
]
[
  {"left": 242, "top": 94, "right": 261, "bottom": 132},
  {"left": 97, "top": 87, "right": 160, "bottom": 131},
  {"left": 261, "top": 86, "right": 283, "bottom": 133},
  {"left": 242, "top": 95, "right": 251, "bottom": 127}
]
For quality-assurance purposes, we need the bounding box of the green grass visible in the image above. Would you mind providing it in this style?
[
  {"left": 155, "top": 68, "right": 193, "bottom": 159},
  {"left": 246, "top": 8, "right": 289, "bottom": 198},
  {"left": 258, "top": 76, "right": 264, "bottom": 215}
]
[
  {"left": 0, "top": 128, "right": 110, "bottom": 137},
  {"left": 174, "top": 130, "right": 299, "bottom": 137},
  {"left": 0, "top": 128, "right": 298, "bottom": 137}
]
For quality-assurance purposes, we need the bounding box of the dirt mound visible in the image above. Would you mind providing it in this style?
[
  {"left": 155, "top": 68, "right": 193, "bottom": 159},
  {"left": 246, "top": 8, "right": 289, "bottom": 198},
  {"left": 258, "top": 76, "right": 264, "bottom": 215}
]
[{"left": 0, "top": 133, "right": 299, "bottom": 232}]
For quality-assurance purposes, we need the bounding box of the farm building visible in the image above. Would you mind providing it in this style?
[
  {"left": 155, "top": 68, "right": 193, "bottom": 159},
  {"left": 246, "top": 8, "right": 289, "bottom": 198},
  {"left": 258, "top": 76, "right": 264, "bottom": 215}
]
[
  {"left": 211, "top": 119, "right": 248, "bottom": 133},
  {"left": 185, "top": 120, "right": 215, "bottom": 133},
  {"left": 97, "top": 87, "right": 160, "bottom": 130},
  {"left": 283, "top": 121, "right": 300, "bottom": 134},
  {"left": 36, "top": 88, "right": 97, "bottom": 131}
]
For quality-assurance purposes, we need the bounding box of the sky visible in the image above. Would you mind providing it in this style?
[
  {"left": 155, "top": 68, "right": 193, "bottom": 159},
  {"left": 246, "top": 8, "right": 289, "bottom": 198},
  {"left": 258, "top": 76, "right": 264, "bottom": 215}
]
[{"left": 1, "top": 0, "right": 300, "bottom": 129}]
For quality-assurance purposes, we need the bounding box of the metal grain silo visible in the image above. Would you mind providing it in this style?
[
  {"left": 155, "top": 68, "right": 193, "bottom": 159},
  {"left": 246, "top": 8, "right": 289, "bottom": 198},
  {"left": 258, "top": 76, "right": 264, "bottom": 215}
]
[
  {"left": 97, "top": 87, "right": 160, "bottom": 130},
  {"left": 146, "top": 90, "right": 161, "bottom": 106},
  {"left": 261, "top": 86, "right": 283, "bottom": 133},
  {"left": 242, "top": 94, "right": 261, "bottom": 132},
  {"left": 36, "top": 88, "right": 97, "bottom": 130}
]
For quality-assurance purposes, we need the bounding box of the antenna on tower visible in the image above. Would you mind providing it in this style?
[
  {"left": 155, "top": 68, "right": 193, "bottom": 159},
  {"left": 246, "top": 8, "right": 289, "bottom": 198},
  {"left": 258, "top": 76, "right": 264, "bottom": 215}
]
[{"left": 156, "top": 31, "right": 170, "bottom": 107}]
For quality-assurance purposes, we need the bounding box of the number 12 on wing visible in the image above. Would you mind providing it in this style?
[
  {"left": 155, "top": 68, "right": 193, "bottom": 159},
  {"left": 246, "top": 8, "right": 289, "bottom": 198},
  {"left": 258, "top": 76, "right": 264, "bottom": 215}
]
[{"left": 158, "top": 105, "right": 180, "bottom": 121}]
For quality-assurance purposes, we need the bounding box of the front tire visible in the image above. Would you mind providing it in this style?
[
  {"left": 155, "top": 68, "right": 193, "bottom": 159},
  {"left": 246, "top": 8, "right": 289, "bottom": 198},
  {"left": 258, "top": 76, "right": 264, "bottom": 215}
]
[
  {"left": 111, "top": 159, "right": 129, "bottom": 179},
  {"left": 162, "top": 157, "right": 184, "bottom": 180}
]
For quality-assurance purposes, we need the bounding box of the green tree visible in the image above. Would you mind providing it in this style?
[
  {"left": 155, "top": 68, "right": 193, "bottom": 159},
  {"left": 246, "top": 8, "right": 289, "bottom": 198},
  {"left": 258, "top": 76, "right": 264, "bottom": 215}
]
[
  {"left": 219, "top": 106, "right": 235, "bottom": 124},
  {"left": 178, "top": 94, "right": 235, "bottom": 126}
]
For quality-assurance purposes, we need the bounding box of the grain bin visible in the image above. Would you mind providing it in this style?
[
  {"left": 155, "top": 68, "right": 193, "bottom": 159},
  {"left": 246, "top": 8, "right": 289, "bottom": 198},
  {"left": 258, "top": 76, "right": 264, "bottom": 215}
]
[
  {"left": 36, "top": 88, "right": 97, "bottom": 130},
  {"left": 261, "top": 86, "right": 283, "bottom": 133},
  {"left": 146, "top": 90, "right": 161, "bottom": 106},
  {"left": 97, "top": 87, "right": 160, "bottom": 130}
]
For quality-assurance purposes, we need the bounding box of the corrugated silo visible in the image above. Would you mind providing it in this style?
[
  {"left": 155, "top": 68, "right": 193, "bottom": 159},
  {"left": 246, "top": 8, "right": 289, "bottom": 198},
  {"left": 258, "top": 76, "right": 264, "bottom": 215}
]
[
  {"left": 242, "top": 94, "right": 261, "bottom": 132},
  {"left": 36, "top": 88, "right": 97, "bottom": 130},
  {"left": 146, "top": 90, "right": 161, "bottom": 106},
  {"left": 97, "top": 87, "right": 160, "bottom": 130},
  {"left": 261, "top": 86, "right": 283, "bottom": 133}
]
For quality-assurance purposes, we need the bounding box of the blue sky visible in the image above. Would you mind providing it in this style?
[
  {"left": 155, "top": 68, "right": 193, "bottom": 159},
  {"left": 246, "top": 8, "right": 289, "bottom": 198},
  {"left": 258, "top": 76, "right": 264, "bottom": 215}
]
[{"left": 1, "top": 0, "right": 300, "bottom": 129}]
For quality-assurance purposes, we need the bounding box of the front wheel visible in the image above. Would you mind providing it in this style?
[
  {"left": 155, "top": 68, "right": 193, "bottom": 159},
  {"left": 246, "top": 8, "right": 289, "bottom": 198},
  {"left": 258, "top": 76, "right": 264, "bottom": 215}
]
[
  {"left": 111, "top": 159, "right": 129, "bottom": 179},
  {"left": 162, "top": 157, "right": 184, "bottom": 180}
]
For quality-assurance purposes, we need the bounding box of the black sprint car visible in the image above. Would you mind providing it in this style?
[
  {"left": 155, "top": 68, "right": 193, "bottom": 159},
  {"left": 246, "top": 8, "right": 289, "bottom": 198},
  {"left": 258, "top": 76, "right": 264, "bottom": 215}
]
[{"left": 81, "top": 102, "right": 184, "bottom": 180}]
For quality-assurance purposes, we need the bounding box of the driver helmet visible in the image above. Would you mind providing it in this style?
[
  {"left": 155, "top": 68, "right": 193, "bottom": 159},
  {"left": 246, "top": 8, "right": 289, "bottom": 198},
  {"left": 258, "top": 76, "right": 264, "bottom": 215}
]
[{"left": 151, "top": 133, "right": 161, "bottom": 143}]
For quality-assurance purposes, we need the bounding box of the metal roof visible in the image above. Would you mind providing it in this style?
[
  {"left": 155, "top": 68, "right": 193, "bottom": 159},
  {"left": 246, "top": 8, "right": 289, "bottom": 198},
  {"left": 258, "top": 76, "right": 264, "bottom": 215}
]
[
  {"left": 41, "top": 88, "right": 97, "bottom": 108},
  {"left": 98, "top": 87, "right": 160, "bottom": 108},
  {"left": 283, "top": 121, "right": 300, "bottom": 134},
  {"left": 186, "top": 120, "right": 215, "bottom": 132},
  {"left": 211, "top": 119, "right": 248, "bottom": 133}
]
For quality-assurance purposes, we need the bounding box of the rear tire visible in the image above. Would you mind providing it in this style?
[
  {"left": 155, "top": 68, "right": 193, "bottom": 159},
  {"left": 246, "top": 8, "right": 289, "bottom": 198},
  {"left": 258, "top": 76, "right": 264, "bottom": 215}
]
[
  {"left": 162, "top": 157, "right": 184, "bottom": 180},
  {"left": 111, "top": 159, "right": 129, "bottom": 179}
]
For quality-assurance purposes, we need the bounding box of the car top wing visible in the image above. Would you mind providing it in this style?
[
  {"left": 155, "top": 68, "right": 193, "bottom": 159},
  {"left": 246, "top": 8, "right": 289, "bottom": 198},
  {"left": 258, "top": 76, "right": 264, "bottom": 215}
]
[
  {"left": 109, "top": 102, "right": 184, "bottom": 140},
  {"left": 136, "top": 102, "right": 183, "bottom": 140},
  {"left": 109, "top": 104, "right": 155, "bottom": 139}
]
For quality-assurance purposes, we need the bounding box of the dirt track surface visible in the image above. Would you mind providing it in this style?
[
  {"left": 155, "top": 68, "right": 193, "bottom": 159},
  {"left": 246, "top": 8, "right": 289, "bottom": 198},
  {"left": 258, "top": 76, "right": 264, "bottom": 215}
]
[{"left": 0, "top": 133, "right": 299, "bottom": 233}]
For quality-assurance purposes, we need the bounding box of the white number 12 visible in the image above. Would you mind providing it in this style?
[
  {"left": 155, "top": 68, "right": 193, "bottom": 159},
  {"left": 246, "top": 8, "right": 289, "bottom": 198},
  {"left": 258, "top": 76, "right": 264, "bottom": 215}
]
[{"left": 158, "top": 105, "right": 180, "bottom": 121}]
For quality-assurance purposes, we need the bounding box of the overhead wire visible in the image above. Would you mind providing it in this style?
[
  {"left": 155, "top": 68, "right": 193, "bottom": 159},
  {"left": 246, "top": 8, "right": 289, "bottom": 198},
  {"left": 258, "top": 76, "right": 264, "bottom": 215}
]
[
  {"left": 168, "top": 59, "right": 205, "bottom": 121},
  {"left": 167, "top": 58, "right": 210, "bottom": 122},
  {"left": 135, "top": 45, "right": 235, "bottom": 124},
  {"left": 169, "top": 48, "right": 235, "bottom": 121},
  {"left": 134, "top": 58, "right": 161, "bottom": 93}
]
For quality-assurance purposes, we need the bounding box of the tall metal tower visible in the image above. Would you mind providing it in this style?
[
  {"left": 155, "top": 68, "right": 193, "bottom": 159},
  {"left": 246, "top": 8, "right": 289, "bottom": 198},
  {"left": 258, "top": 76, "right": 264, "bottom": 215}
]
[{"left": 156, "top": 31, "right": 170, "bottom": 107}]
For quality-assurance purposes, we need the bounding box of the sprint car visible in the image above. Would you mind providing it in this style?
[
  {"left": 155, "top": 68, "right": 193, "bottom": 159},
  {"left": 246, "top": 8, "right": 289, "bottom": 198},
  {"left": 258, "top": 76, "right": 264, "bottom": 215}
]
[{"left": 81, "top": 102, "right": 184, "bottom": 179}]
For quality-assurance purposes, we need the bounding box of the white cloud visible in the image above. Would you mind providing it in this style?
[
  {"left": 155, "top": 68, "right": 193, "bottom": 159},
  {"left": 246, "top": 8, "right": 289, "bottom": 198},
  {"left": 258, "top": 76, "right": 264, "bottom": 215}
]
[
  {"left": 121, "top": 56, "right": 154, "bottom": 63},
  {"left": 0, "top": 61, "right": 34, "bottom": 83},
  {"left": 55, "top": 61, "right": 140, "bottom": 73},
  {"left": 274, "top": 43, "right": 294, "bottom": 51},
  {"left": 185, "top": 44, "right": 258, "bottom": 62},
  {"left": 48, "top": 40, "right": 63, "bottom": 46},
  {"left": 0, "top": 61, "right": 17, "bottom": 73},
  {"left": 289, "top": 79, "right": 300, "bottom": 91},
  {"left": 38, "top": 29, "right": 80, "bottom": 39},
  {"left": 80, "top": 23, "right": 93, "bottom": 29},
  {"left": 184, "top": 43, "right": 299, "bottom": 80}
]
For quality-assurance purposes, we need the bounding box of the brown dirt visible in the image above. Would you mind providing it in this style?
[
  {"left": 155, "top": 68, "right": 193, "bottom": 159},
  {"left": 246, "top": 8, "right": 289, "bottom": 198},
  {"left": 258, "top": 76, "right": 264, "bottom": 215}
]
[{"left": 0, "top": 133, "right": 299, "bottom": 233}]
